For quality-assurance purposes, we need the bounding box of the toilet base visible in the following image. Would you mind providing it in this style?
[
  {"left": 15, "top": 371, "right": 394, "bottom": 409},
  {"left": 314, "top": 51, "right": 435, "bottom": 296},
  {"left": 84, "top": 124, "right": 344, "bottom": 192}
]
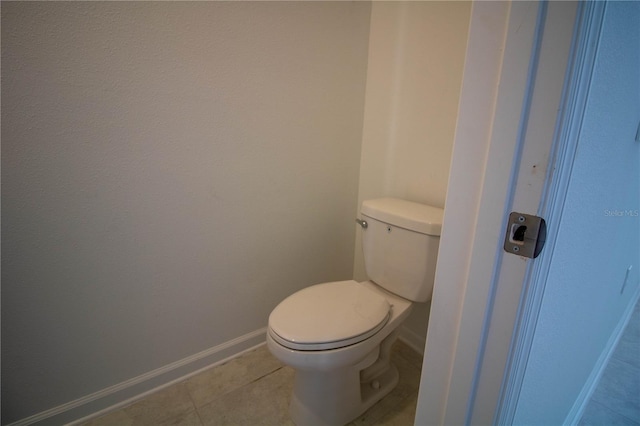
[{"left": 288, "top": 332, "right": 400, "bottom": 426}]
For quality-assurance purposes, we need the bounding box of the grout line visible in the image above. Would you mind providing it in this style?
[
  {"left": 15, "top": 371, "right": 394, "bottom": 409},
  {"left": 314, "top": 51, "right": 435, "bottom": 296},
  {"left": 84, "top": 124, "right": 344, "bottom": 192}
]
[
  {"left": 184, "top": 376, "right": 201, "bottom": 422},
  {"left": 245, "top": 365, "right": 286, "bottom": 387},
  {"left": 184, "top": 347, "right": 284, "bottom": 411},
  {"left": 194, "top": 406, "right": 206, "bottom": 426}
]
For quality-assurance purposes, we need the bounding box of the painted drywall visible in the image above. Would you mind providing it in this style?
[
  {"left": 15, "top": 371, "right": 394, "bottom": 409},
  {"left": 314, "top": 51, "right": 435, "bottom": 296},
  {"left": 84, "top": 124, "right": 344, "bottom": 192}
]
[
  {"left": 513, "top": 3, "right": 640, "bottom": 423},
  {"left": 353, "top": 1, "right": 471, "bottom": 347},
  {"left": 1, "top": 2, "right": 371, "bottom": 422},
  {"left": 415, "top": 2, "right": 515, "bottom": 423}
]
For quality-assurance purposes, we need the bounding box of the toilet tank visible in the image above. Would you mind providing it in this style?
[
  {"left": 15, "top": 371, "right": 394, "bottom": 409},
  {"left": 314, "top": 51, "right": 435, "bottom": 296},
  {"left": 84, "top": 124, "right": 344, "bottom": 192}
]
[{"left": 360, "top": 198, "right": 444, "bottom": 302}]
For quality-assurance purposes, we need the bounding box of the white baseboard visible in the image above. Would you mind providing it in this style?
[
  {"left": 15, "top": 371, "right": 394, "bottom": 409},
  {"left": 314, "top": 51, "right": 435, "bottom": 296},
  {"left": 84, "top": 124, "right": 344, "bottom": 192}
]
[
  {"left": 398, "top": 325, "right": 426, "bottom": 356},
  {"left": 9, "top": 328, "right": 267, "bottom": 426},
  {"left": 565, "top": 288, "right": 640, "bottom": 425}
]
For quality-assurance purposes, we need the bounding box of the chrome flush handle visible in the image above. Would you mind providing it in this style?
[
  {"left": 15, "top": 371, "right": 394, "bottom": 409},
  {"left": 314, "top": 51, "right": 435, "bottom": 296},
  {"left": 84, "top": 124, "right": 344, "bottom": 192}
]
[{"left": 355, "top": 218, "right": 368, "bottom": 229}]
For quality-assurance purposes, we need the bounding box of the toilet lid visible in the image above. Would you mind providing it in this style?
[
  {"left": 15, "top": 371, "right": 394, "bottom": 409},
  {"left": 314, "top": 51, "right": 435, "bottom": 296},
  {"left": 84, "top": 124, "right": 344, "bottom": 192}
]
[{"left": 268, "top": 280, "right": 390, "bottom": 351}]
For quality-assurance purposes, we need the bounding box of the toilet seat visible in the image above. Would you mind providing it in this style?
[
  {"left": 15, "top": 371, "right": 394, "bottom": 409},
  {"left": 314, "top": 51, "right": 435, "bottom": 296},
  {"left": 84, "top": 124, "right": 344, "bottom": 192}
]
[{"left": 268, "top": 280, "right": 391, "bottom": 351}]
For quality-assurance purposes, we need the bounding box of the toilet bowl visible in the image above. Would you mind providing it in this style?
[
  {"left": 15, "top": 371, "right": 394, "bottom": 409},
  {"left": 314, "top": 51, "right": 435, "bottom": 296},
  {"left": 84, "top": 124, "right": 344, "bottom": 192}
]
[
  {"left": 267, "top": 198, "right": 443, "bottom": 425},
  {"left": 267, "top": 280, "right": 412, "bottom": 426}
]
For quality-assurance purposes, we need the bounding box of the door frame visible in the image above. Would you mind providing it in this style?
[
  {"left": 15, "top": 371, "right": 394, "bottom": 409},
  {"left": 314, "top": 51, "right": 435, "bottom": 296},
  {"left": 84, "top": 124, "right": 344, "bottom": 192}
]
[
  {"left": 415, "top": 1, "right": 583, "bottom": 424},
  {"left": 495, "top": 2, "right": 607, "bottom": 424}
]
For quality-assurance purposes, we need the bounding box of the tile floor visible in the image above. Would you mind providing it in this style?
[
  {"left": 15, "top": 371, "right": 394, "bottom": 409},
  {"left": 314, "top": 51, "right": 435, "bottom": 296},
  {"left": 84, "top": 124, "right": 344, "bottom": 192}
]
[
  {"left": 579, "top": 299, "right": 640, "bottom": 425},
  {"left": 82, "top": 340, "right": 423, "bottom": 426}
]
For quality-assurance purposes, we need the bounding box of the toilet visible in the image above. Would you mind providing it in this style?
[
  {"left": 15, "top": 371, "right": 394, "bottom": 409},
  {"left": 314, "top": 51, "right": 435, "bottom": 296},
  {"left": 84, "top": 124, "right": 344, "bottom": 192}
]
[{"left": 267, "top": 198, "right": 443, "bottom": 426}]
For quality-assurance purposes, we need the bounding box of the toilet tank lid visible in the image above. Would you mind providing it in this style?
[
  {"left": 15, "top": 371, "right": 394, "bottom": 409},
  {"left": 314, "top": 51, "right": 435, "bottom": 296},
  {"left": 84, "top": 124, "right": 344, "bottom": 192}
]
[{"left": 361, "top": 198, "right": 444, "bottom": 236}]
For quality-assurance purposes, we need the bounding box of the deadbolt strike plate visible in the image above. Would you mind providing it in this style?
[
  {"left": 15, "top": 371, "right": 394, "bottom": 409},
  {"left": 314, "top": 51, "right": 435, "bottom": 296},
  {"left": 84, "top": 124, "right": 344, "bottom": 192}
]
[{"left": 503, "top": 212, "right": 546, "bottom": 259}]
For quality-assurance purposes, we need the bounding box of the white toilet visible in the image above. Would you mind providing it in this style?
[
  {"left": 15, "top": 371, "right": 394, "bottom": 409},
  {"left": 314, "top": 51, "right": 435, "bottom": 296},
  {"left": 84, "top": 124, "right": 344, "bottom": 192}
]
[{"left": 267, "top": 198, "right": 443, "bottom": 426}]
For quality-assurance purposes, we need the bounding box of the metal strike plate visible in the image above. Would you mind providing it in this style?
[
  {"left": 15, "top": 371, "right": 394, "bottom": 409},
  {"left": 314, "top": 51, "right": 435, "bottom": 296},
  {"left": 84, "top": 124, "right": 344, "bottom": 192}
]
[{"left": 503, "top": 212, "right": 546, "bottom": 259}]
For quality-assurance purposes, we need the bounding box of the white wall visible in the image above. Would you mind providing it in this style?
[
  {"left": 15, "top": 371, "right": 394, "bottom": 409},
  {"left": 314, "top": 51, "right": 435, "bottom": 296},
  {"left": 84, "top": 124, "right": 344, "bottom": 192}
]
[
  {"left": 415, "top": 2, "right": 516, "bottom": 422},
  {"left": 2, "top": 1, "right": 473, "bottom": 423},
  {"left": 354, "top": 1, "right": 470, "bottom": 348},
  {"left": 1, "top": 2, "right": 371, "bottom": 422}
]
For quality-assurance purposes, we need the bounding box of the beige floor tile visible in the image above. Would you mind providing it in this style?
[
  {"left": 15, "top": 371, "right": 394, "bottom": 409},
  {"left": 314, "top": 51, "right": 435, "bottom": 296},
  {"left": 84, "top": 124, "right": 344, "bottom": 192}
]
[
  {"left": 375, "top": 394, "right": 418, "bottom": 426},
  {"left": 83, "top": 341, "right": 422, "bottom": 426},
  {"left": 155, "top": 409, "right": 203, "bottom": 426},
  {"left": 82, "top": 409, "right": 134, "bottom": 426},
  {"left": 186, "top": 345, "right": 283, "bottom": 408},
  {"left": 350, "top": 388, "right": 417, "bottom": 426},
  {"left": 123, "top": 382, "right": 196, "bottom": 426},
  {"left": 197, "top": 366, "right": 295, "bottom": 426}
]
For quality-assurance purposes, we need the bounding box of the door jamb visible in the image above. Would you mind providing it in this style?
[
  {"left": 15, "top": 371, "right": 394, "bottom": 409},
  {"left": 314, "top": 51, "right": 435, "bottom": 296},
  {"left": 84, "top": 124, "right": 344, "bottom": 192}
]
[{"left": 495, "top": 2, "right": 606, "bottom": 423}]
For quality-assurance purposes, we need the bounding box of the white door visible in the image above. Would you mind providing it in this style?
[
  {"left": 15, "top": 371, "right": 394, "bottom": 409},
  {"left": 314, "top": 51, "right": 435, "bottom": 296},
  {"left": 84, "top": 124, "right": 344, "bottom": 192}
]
[{"left": 415, "top": 1, "right": 639, "bottom": 424}]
